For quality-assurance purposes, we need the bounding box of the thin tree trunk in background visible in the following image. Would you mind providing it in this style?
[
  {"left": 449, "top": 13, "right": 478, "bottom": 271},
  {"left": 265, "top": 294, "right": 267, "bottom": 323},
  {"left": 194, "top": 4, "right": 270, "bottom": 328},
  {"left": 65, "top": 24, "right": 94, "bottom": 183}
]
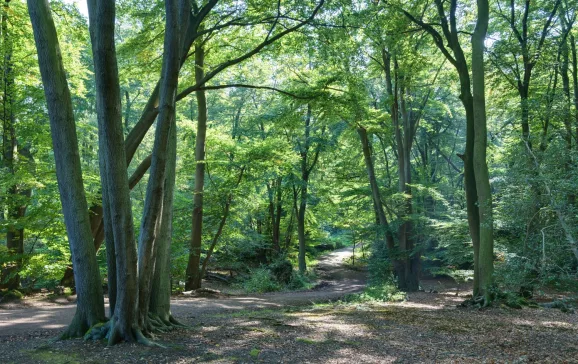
[
  {"left": 1, "top": 0, "right": 24, "bottom": 291},
  {"left": 27, "top": 0, "right": 105, "bottom": 338},
  {"left": 571, "top": 34, "right": 578, "bottom": 148},
  {"left": 267, "top": 177, "right": 283, "bottom": 253},
  {"left": 472, "top": 0, "right": 493, "bottom": 302},
  {"left": 397, "top": 89, "right": 419, "bottom": 292},
  {"left": 185, "top": 42, "right": 207, "bottom": 290},
  {"left": 297, "top": 105, "right": 320, "bottom": 273},
  {"left": 124, "top": 90, "right": 131, "bottom": 134},
  {"left": 559, "top": 15, "right": 575, "bottom": 206},
  {"left": 197, "top": 167, "right": 244, "bottom": 285},
  {"left": 297, "top": 183, "right": 308, "bottom": 273},
  {"left": 357, "top": 127, "right": 399, "bottom": 271},
  {"left": 274, "top": 177, "right": 283, "bottom": 252}
]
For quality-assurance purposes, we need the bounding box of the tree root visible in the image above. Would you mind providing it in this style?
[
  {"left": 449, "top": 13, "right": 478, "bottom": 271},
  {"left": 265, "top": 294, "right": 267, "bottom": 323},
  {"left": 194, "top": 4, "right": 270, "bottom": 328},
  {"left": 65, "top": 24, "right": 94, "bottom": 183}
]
[
  {"left": 539, "top": 300, "right": 575, "bottom": 313},
  {"left": 104, "top": 317, "right": 166, "bottom": 348},
  {"left": 59, "top": 313, "right": 107, "bottom": 340},
  {"left": 459, "top": 292, "right": 493, "bottom": 309},
  {"left": 83, "top": 321, "right": 111, "bottom": 341},
  {"left": 81, "top": 312, "right": 187, "bottom": 345}
]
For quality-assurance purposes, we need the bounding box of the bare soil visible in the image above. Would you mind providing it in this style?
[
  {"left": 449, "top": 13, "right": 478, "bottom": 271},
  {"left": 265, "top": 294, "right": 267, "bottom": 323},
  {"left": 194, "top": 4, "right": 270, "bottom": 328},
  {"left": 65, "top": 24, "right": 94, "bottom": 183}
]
[{"left": 1, "top": 246, "right": 577, "bottom": 363}]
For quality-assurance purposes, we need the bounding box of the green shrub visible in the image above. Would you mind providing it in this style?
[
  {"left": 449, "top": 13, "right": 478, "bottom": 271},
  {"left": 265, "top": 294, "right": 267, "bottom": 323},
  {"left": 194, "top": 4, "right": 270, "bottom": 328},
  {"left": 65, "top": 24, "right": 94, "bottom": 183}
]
[
  {"left": 242, "top": 268, "right": 280, "bottom": 293},
  {"left": 344, "top": 280, "right": 406, "bottom": 303},
  {"left": 288, "top": 271, "right": 313, "bottom": 290},
  {"left": 269, "top": 259, "right": 293, "bottom": 285},
  {"left": 0, "top": 289, "right": 23, "bottom": 301}
]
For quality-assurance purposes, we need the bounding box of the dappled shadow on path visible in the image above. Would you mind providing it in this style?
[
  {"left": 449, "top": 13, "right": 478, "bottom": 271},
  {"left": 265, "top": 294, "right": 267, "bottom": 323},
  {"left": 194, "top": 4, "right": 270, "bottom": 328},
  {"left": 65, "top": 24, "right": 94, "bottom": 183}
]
[{"left": 0, "top": 245, "right": 366, "bottom": 337}]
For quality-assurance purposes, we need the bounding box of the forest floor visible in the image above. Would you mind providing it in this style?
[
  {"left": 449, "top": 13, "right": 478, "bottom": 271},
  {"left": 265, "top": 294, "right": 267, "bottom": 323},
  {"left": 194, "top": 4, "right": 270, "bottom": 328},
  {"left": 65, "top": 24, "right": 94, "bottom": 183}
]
[{"left": 1, "top": 246, "right": 577, "bottom": 363}]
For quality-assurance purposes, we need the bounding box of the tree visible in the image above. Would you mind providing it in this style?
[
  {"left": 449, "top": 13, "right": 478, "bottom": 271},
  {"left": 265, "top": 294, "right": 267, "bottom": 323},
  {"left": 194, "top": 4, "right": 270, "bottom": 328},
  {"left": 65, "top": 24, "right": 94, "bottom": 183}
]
[
  {"left": 402, "top": 0, "right": 494, "bottom": 299},
  {"left": 27, "top": 0, "right": 105, "bottom": 338},
  {"left": 471, "top": 0, "right": 494, "bottom": 303}
]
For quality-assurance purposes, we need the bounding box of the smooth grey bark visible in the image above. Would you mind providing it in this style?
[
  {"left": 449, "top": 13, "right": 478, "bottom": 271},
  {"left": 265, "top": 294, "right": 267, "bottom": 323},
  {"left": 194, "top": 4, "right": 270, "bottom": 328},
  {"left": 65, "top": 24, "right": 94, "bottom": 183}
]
[
  {"left": 87, "top": 0, "right": 141, "bottom": 342},
  {"left": 149, "top": 116, "right": 177, "bottom": 325},
  {"left": 471, "top": 0, "right": 494, "bottom": 302},
  {"left": 137, "top": 0, "right": 187, "bottom": 332},
  {"left": 185, "top": 43, "right": 207, "bottom": 290},
  {"left": 27, "top": 0, "right": 105, "bottom": 338}
]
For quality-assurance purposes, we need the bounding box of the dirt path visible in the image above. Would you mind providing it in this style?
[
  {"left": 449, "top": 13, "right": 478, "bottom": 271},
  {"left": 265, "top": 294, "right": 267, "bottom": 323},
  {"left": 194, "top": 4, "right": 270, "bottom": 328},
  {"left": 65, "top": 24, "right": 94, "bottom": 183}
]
[
  {"left": 1, "top": 247, "right": 578, "bottom": 363},
  {"left": 0, "top": 245, "right": 365, "bottom": 337}
]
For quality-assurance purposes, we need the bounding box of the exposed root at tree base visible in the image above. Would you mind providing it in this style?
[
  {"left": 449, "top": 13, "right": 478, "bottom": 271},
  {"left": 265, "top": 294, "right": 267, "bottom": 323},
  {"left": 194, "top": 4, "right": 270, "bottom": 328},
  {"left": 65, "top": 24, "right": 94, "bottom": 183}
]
[
  {"left": 459, "top": 294, "right": 492, "bottom": 309},
  {"left": 59, "top": 314, "right": 107, "bottom": 341}
]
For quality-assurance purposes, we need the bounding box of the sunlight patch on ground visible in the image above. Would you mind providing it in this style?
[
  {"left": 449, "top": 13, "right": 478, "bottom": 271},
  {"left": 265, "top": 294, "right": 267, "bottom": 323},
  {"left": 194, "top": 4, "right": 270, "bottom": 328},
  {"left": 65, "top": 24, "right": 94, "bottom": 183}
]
[
  {"left": 541, "top": 321, "right": 575, "bottom": 329},
  {"left": 388, "top": 301, "right": 445, "bottom": 310},
  {"left": 511, "top": 318, "right": 535, "bottom": 326}
]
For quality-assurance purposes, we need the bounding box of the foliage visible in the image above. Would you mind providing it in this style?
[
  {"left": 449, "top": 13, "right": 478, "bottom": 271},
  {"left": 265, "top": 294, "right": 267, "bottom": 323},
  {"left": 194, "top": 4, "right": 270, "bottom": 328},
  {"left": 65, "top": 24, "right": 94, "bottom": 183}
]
[
  {"left": 240, "top": 267, "right": 281, "bottom": 294},
  {"left": 344, "top": 281, "right": 406, "bottom": 303}
]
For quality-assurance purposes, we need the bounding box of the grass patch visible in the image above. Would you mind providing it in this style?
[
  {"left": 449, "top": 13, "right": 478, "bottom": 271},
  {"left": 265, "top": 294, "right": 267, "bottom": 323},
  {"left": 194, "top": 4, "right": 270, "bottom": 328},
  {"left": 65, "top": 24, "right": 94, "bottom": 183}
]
[
  {"left": 295, "top": 337, "right": 319, "bottom": 344},
  {"left": 249, "top": 348, "right": 261, "bottom": 358},
  {"left": 26, "top": 348, "right": 81, "bottom": 364},
  {"left": 343, "top": 282, "right": 406, "bottom": 303}
]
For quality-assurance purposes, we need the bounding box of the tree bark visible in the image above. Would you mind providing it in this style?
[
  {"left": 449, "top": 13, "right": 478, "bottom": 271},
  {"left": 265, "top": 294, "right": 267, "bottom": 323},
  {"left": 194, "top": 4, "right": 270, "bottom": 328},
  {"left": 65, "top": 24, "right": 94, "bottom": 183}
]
[
  {"left": 87, "top": 0, "right": 143, "bottom": 342},
  {"left": 267, "top": 177, "right": 283, "bottom": 253},
  {"left": 185, "top": 42, "right": 208, "bottom": 290},
  {"left": 472, "top": 0, "right": 494, "bottom": 301},
  {"left": 357, "top": 127, "right": 399, "bottom": 271},
  {"left": 1, "top": 0, "right": 26, "bottom": 291},
  {"left": 149, "top": 111, "right": 177, "bottom": 325},
  {"left": 27, "top": 0, "right": 105, "bottom": 338},
  {"left": 570, "top": 34, "right": 578, "bottom": 148},
  {"left": 136, "top": 0, "right": 187, "bottom": 334},
  {"left": 403, "top": 0, "right": 481, "bottom": 296},
  {"left": 297, "top": 105, "right": 321, "bottom": 273}
]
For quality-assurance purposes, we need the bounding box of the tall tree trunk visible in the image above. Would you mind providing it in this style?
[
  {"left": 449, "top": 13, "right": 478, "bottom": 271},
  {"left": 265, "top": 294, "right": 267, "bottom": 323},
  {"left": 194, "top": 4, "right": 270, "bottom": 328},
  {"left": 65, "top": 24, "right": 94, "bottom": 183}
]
[
  {"left": 27, "top": 0, "right": 105, "bottom": 338},
  {"left": 357, "top": 127, "right": 399, "bottom": 273},
  {"left": 402, "top": 0, "right": 482, "bottom": 297},
  {"left": 397, "top": 90, "right": 419, "bottom": 292},
  {"left": 471, "top": 0, "right": 493, "bottom": 302},
  {"left": 149, "top": 114, "right": 177, "bottom": 326},
  {"left": 136, "top": 0, "right": 187, "bottom": 335},
  {"left": 570, "top": 34, "right": 578, "bottom": 148},
  {"left": 185, "top": 42, "right": 207, "bottom": 290},
  {"left": 297, "top": 105, "right": 321, "bottom": 273},
  {"left": 1, "top": 0, "right": 24, "bottom": 291},
  {"left": 87, "top": 0, "right": 144, "bottom": 343},
  {"left": 60, "top": 155, "right": 152, "bottom": 290},
  {"left": 297, "top": 183, "right": 308, "bottom": 273}
]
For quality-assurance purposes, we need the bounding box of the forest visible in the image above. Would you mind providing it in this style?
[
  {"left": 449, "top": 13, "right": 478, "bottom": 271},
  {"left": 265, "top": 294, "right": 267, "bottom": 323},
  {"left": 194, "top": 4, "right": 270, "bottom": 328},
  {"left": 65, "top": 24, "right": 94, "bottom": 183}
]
[{"left": 0, "top": 0, "right": 577, "bottom": 362}]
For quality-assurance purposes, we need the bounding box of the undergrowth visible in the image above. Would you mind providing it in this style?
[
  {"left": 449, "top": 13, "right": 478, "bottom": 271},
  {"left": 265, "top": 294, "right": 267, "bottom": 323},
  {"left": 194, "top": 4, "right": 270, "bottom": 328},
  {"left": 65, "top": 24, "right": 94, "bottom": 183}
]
[{"left": 343, "top": 280, "right": 406, "bottom": 303}]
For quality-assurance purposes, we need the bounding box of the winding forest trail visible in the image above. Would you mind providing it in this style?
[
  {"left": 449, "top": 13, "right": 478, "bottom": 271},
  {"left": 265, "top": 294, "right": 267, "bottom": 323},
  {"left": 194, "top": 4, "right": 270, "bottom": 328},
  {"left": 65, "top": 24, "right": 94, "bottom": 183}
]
[
  {"left": 2, "top": 246, "right": 578, "bottom": 363},
  {"left": 0, "top": 245, "right": 366, "bottom": 337}
]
